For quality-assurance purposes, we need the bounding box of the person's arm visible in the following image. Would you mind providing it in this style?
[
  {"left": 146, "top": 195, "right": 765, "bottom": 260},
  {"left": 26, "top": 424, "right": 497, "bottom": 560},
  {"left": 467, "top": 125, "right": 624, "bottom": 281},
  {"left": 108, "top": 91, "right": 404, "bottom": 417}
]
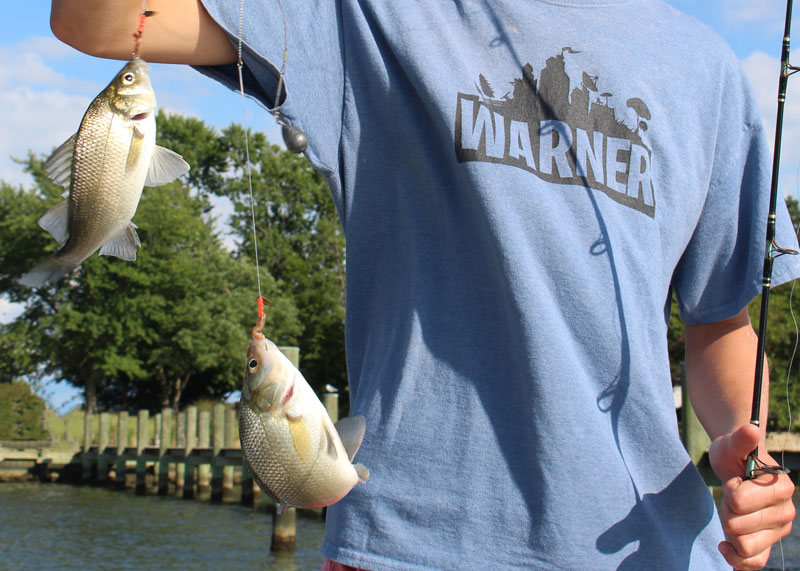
[
  {"left": 50, "top": 0, "right": 236, "bottom": 65},
  {"left": 684, "top": 307, "right": 795, "bottom": 570}
]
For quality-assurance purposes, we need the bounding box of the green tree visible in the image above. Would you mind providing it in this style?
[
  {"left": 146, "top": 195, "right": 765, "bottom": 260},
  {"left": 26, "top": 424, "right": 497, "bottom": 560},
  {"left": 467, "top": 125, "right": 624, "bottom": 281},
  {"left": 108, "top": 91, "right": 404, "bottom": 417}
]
[
  {"left": 0, "top": 381, "right": 49, "bottom": 440},
  {"left": 1, "top": 113, "right": 345, "bottom": 412},
  {"left": 2, "top": 148, "right": 301, "bottom": 412},
  {"left": 0, "top": 160, "right": 63, "bottom": 300},
  {"left": 221, "top": 125, "right": 348, "bottom": 393},
  {"left": 751, "top": 195, "right": 800, "bottom": 430},
  {"left": 0, "top": 172, "right": 64, "bottom": 385},
  {"left": 40, "top": 182, "right": 300, "bottom": 412},
  {"left": 154, "top": 111, "right": 229, "bottom": 197}
]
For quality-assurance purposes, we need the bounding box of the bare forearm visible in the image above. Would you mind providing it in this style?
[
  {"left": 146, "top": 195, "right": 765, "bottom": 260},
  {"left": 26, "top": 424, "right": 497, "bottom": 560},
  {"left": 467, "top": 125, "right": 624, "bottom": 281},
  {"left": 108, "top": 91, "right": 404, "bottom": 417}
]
[
  {"left": 683, "top": 308, "right": 766, "bottom": 446},
  {"left": 690, "top": 309, "right": 795, "bottom": 569},
  {"left": 50, "top": 0, "right": 236, "bottom": 65}
]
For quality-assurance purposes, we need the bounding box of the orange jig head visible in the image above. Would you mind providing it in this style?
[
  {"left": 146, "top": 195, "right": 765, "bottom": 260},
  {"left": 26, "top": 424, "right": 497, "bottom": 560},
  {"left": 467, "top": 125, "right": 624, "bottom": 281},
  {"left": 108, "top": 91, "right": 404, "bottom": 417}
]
[{"left": 251, "top": 296, "right": 270, "bottom": 340}]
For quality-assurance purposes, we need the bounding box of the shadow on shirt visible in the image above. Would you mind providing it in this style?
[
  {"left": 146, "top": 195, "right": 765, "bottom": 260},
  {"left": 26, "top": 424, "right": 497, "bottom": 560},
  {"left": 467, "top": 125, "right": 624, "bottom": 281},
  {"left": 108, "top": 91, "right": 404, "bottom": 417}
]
[{"left": 596, "top": 462, "right": 715, "bottom": 569}]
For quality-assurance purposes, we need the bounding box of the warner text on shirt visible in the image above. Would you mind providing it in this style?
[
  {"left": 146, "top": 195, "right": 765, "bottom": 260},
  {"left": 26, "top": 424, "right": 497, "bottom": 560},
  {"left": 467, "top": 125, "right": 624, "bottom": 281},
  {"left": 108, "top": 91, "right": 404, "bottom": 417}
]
[{"left": 454, "top": 47, "right": 656, "bottom": 218}]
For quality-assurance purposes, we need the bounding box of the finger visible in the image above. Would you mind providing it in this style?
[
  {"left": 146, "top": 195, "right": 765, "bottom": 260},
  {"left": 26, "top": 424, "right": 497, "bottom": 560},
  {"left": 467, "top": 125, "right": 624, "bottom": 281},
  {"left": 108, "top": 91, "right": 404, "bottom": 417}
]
[
  {"left": 721, "top": 516, "right": 794, "bottom": 556},
  {"left": 721, "top": 499, "right": 796, "bottom": 538},
  {"left": 726, "top": 423, "right": 762, "bottom": 459},
  {"left": 710, "top": 424, "right": 762, "bottom": 482},
  {"left": 722, "top": 472, "right": 795, "bottom": 515},
  {"left": 718, "top": 518, "right": 793, "bottom": 571},
  {"left": 719, "top": 539, "right": 772, "bottom": 571}
]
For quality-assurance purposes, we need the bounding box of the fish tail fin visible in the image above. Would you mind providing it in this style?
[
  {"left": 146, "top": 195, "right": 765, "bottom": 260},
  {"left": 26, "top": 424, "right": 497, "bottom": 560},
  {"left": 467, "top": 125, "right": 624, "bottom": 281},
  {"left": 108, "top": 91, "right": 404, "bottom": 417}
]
[
  {"left": 18, "top": 256, "right": 79, "bottom": 288},
  {"left": 354, "top": 463, "right": 370, "bottom": 484}
]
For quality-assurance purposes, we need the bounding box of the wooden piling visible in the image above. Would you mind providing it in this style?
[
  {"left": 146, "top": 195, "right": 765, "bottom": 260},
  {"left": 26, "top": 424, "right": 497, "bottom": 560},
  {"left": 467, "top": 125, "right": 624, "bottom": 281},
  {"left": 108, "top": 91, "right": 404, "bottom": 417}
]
[
  {"left": 183, "top": 406, "right": 197, "bottom": 499},
  {"left": 158, "top": 407, "right": 172, "bottom": 495},
  {"left": 154, "top": 412, "right": 162, "bottom": 448},
  {"left": 211, "top": 403, "right": 225, "bottom": 502},
  {"left": 135, "top": 409, "right": 149, "bottom": 495},
  {"left": 198, "top": 410, "right": 211, "bottom": 494},
  {"left": 324, "top": 390, "right": 339, "bottom": 423},
  {"left": 115, "top": 411, "right": 128, "bottom": 489},
  {"left": 271, "top": 508, "right": 298, "bottom": 552},
  {"left": 176, "top": 411, "right": 185, "bottom": 492},
  {"left": 223, "top": 407, "right": 236, "bottom": 497},
  {"left": 81, "top": 410, "right": 93, "bottom": 482},
  {"left": 241, "top": 460, "right": 254, "bottom": 506},
  {"left": 97, "top": 412, "right": 110, "bottom": 483}
]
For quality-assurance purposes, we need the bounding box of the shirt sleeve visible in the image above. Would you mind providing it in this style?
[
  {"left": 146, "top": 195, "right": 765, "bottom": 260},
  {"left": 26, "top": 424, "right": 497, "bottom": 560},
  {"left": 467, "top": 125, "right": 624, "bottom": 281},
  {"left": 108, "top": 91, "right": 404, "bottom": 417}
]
[
  {"left": 672, "top": 53, "right": 800, "bottom": 326},
  {"left": 192, "top": 0, "right": 346, "bottom": 176}
]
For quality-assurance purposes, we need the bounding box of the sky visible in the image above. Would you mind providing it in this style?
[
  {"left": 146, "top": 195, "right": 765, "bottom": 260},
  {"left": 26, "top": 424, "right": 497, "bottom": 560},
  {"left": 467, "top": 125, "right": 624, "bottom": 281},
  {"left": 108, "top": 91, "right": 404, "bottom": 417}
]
[{"left": 2, "top": 1, "right": 799, "bottom": 411}]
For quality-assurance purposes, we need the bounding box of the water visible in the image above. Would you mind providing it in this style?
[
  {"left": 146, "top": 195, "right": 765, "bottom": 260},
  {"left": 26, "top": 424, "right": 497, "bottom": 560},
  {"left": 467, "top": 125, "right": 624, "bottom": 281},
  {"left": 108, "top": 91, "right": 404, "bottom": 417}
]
[
  {"left": 3, "top": 483, "right": 800, "bottom": 569},
  {"left": 0, "top": 483, "right": 325, "bottom": 570}
]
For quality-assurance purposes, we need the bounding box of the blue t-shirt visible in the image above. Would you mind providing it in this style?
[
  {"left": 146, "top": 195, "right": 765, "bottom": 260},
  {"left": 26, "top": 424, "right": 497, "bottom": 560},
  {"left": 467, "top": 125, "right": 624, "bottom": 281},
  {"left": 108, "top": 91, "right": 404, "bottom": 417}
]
[{"left": 197, "top": 1, "right": 800, "bottom": 568}]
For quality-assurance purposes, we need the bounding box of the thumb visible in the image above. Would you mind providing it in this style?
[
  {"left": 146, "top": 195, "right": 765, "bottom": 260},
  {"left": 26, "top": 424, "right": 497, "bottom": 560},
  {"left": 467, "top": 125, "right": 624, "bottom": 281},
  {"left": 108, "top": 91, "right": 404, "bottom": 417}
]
[
  {"left": 709, "top": 423, "right": 761, "bottom": 482},
  {"left": 726, "top": 423, "right": 761, "bottom": 459}
]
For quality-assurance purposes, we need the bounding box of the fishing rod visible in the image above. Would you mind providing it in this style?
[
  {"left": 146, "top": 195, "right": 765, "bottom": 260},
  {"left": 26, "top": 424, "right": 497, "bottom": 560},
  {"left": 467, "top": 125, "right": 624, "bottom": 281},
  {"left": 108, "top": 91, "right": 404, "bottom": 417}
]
[{"left": 746, "top": 0, "right": 800, "bottom": 480}]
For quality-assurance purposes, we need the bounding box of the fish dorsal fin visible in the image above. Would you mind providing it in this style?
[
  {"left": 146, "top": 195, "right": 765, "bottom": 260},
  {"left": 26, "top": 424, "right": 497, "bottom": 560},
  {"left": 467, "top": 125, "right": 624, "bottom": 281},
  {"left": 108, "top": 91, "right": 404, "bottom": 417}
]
[
  {"left": 144, "top": 145, "right": 190, "bottom": 187},
  {"left": 334, "top": 416, "right": 366, "bottom": 462},
  {"left": 98, "top": 222, "right": 141, "bottom": 261},
  {"left": 38, "top": 200, "right": 70, "bottom": 244},
  {"left": 45, "top": 134, "right": 77, "bottom": 189}
]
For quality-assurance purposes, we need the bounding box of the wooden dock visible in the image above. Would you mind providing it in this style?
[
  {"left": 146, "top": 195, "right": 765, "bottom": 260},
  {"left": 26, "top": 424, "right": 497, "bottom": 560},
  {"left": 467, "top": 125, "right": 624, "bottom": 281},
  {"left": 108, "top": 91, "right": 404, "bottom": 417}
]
[
  {"left": 0, "top": 347, "right": 342, "bottom": 552},
  {"left": 3, "top": 362, "right": 800, "bottom": 551}
]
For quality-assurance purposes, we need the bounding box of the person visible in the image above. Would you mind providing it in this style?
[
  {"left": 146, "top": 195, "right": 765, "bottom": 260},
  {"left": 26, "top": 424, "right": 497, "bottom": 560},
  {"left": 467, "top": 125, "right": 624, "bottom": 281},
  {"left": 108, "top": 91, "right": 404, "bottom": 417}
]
[{"left": 51, "top": 1, "right": 799, "bottom": 569}]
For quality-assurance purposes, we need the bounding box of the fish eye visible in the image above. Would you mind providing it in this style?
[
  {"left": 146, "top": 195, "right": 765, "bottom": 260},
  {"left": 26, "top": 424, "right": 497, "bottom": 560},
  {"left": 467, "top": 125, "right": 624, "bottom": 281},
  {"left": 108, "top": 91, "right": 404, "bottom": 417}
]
[
  {"left": 122, "top": 73, "right": 135, "bottom": 84},
  {"left": 248, "top": 359, "right": 258, "bottom": 370}
]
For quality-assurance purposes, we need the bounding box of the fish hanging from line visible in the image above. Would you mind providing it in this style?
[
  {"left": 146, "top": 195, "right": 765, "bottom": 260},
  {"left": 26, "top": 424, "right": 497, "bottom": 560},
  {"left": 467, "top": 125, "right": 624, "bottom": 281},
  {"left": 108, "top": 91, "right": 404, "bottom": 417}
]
[
  {"left": 238, "top": 311, "right": 369, "bottom": 511},
  {"left": 18, "top": 57, "right": 189, "bottom": 288}
]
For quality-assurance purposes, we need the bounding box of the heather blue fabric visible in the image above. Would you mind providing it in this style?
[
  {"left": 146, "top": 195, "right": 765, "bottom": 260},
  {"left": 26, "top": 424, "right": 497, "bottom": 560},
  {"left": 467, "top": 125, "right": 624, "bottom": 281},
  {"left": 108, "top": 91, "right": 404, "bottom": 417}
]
[{"left": 196, "top": 1, "right": 800, "bottom": 568}]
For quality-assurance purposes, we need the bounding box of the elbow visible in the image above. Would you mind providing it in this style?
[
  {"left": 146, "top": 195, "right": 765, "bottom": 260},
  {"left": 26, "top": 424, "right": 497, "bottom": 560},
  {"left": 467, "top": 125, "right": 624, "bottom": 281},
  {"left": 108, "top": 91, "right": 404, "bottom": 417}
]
[
  {"left": 50, "top": 5, "right": 127, "bottom": 60},
  {"left": 50, "top": 8, "right": 84, "bottom": 53}
]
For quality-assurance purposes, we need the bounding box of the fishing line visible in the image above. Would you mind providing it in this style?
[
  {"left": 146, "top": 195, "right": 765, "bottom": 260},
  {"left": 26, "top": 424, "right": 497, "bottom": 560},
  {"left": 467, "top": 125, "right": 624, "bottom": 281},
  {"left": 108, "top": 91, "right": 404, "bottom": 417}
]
[
  {"left": 237, "top": 0, "right": 264, "bottom": 309},
  {"left": 776, "top": 163, "right": 800, "bottom": 571},
  {"left": 269, "top": 0, "right": 309, "bottom": 153},
  {"left": 237, "top": 0, "right": 309, "bottom": 317}
]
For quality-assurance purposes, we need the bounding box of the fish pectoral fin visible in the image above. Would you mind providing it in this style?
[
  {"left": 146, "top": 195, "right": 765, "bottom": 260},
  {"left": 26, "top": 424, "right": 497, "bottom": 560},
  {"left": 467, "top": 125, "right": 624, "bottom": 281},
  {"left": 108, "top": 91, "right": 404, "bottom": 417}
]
[
  {"left": 98, "top": 223, "right": 141, "bottom": 261},
  {"left": 144, "top": 145, "right": 190, "bottom": 187},
  {"left": 45, "top": 134, "right": 76, "bottom": 188},
  {"left": 321, "top": 416, "right": 340, "bottom": 462},
  {"left": 334, "top": 416, "right": 367, "bottom": 462},
  {"left": 38, "top": 200, "right": 70, "bottom": 244}
]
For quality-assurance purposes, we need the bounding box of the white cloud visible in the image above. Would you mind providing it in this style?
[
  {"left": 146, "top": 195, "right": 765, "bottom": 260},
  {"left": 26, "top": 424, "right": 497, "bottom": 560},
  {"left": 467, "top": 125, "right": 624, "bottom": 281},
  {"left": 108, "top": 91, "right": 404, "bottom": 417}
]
[
  {"left": 0, "top": 39, "right": 99, "bottom": 93},
  {"left": 742, "top": 49, "right": 800, "bottom": 197},
  {"left": 0, "top": 86, "right": 87, "bottom": 186},
  {"left": 0, "top": 33, "right": 286, "bottom": 186}
]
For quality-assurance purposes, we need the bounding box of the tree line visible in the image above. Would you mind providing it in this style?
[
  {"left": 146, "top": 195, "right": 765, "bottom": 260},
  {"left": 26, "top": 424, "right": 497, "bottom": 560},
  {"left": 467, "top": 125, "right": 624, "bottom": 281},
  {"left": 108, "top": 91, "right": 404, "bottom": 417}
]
[
  {"left": 1, "top": 112, "right": 798, "bottom": 430},
  {"left": 0, "top": 112, "right": 343, "bottom": 414}
]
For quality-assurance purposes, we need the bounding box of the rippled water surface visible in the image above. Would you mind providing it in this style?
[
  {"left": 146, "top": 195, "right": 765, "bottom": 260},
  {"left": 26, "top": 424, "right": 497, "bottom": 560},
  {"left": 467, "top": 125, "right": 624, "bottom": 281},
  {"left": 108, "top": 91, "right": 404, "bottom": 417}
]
[
  {"left": 0, "top": 483, "right": 324, "bottom": 570},
  {"left": 4, "top": 483, "right": 800, "bottom": 569}
]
